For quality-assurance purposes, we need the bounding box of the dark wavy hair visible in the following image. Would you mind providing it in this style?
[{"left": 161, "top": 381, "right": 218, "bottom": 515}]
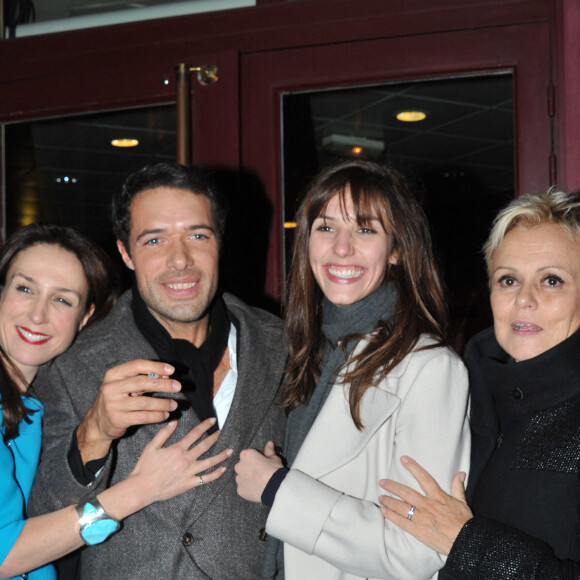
[
  {"left": 111, "top": 162, "right": 228, "bottom": 251},
  {"left": 0, "top": 223, "right": 119, "bottom": 441},
  {"left": 281, "top": 159, "right": 449, "bottom": 428}
]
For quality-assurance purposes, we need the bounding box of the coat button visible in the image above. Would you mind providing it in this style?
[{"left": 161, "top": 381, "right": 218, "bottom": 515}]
[
  {"left": 182, "top": 532, "right": 194, "bottom": 547},
  {"left": 511, "top": 387, "right": 524, "bottom": 400},
  {"left": 258, "top": 528, "right": 268, "bottom": 541}
]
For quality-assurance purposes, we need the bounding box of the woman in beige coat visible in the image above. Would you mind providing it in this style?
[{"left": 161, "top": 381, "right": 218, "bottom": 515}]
[{"left": 235, "top": 159, "right": 470, "bottom": 579}]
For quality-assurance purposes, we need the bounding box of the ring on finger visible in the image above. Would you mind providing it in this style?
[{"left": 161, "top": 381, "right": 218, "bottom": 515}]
[
  {"left": 407, "top": 505, "right": 415, "bottom": 520},
  {"left": 199, "top": 476, "right": 205, "bottom": 486}
]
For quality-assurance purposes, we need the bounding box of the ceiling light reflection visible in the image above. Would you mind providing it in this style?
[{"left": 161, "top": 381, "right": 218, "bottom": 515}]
[
  {"left": 111, "top": 138, "right": 139, "bottom": 147},
  {"left": 396, "top": 110, "right": 427, "bottom": 122}
]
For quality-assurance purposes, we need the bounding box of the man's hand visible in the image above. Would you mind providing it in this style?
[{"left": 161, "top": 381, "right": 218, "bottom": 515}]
[{"left": 77, "top": 359, "right": 181, "bottom": 463}]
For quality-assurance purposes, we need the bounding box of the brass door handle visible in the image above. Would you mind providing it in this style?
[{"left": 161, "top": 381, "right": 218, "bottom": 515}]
[{"left": 175, "top": 63, "right": 218, "bottom": 86}]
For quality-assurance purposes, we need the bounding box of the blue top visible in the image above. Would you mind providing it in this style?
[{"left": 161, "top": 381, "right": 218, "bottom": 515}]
[{"left": 0, "top": 396, "right": 56, "bottom": 580}]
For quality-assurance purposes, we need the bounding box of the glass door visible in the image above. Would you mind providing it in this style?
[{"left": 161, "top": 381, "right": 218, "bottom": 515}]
[
  {"left": 5, "top": 104, "right": 176, "bottom": 248},
  {"left": 241, "top": 22, "right": 552, "bottom": 344},
  {"left": 1, "top": 48, "right": 239, "bottom": 284},
  {"left": 281, "top": 74, "right": 515, "bottom": 347}
]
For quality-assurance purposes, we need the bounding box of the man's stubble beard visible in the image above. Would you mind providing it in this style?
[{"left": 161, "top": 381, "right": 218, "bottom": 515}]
[{"left": 140, "top": 274, "right": 218, "bottom": 330}]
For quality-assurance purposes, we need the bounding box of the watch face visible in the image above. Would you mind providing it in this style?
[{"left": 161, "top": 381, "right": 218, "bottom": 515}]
[{"left": 79, "top": 501, "right": 120, "bottom": 545}]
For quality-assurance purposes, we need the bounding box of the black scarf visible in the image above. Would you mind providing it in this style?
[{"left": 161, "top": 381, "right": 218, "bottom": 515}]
[
  {"left": 466, "top": 325, "right": 580, "bottom": 415},
  {"left": 131, "top": 286, "right": 230, "bottom": 430}
]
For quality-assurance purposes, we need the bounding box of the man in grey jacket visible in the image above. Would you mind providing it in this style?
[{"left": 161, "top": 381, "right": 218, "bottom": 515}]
[{"left": 29, "top": 163, "right": 287, "bottom": 579}]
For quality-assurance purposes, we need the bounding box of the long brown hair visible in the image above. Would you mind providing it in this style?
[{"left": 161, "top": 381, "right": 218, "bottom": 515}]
[
  {"left": 1, "top": 223, "right": 119, "bottom": 441},
  {"left": 281, "top": 159, "right": 449, "bottom": 428}
]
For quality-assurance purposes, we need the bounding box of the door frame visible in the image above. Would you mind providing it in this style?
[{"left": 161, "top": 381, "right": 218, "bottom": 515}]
[{"left": 241, "top": 22, "right": 553, "bottom": 300}]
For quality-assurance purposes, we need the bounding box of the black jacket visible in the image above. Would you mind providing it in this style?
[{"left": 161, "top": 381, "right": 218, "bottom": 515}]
[{"left": 441, "top": 327, "right": 580, "bottom": 579}]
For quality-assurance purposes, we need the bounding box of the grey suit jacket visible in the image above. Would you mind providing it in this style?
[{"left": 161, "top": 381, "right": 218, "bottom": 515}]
[{"left": 30, "top": 290, "right": 287, "bottom": 580}]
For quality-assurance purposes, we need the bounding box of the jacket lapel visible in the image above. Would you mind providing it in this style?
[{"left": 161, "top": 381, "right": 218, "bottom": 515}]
[
  {"left": 292, "top": 380, "right": 400, "bottom": 478},
  {"left": 291, "top": 337, "right": 406, "bottom": 478},
  {"left": 185, "top": 302, "right": 287, "bottom": 524}
]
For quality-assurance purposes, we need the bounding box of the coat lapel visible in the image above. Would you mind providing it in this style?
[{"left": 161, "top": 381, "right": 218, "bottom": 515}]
[
  {"left": 291, "top": 338, "right": 407, "bottom": 478},
  {"left": 185, "top": 300, "right": 287, "bottom": 524},
  {"left": 292, "top": 380, "right": 400, "bottom": 478}
]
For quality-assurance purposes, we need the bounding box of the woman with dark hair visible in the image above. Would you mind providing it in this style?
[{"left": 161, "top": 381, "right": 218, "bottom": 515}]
[
  {"left": 0, "top": 223, "right": 229, "bottom": 580},
  {"left": 235, "top": 159, "right": 470, "bottom": 579},
  {"left": 380, "top": 189, "right": 580, "bottom": 578}
]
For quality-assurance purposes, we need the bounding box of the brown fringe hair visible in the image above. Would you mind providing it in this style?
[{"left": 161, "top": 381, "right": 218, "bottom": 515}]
[{"left": 280, "top": 159, "right": 450, "bottom": 429}]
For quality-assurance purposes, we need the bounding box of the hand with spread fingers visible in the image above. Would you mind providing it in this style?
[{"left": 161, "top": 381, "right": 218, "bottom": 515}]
[
  {"left": 379, "top": 455, "right": 472, "bottom": 555},
  {"left": 121, "top": 416, "right": 232, "bottom": 511}
]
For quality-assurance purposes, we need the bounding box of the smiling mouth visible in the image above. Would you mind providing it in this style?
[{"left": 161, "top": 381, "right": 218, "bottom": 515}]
[
  {"left": 327, "top": 267, "right": 364, "bottom": 279},
  {"left": 17, "top": 326, "right": 51, "bottom": 344},
  {"left": 165, "top": 282, "right": 198, "bottom": 290}
]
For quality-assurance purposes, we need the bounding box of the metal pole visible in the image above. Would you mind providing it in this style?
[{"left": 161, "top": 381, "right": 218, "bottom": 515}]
[
  {"left": 175, "top": 63, "right": 192, "bottom": 165},
  {"left": 1, "top": 0, "right": 5, "bottom": 40}
]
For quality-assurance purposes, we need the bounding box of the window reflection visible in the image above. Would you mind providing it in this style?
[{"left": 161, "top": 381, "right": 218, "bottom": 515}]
[
  {"left": 282, "top": 74, "right": 514, "bottom": 348},
  {"left": 4, "top": 105, "right": 176, "bottom": 252}
]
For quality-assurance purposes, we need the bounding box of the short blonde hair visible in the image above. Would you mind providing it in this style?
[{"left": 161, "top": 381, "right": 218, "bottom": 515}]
[{"left": 483, "top": 189, "right": 580, "bottom": 277}]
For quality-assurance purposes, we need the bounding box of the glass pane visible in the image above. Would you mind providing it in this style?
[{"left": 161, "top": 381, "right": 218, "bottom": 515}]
[
  {"left": 282, "top": 74, "right": 514, "bottom": 348},
  {"left": 4, "top": 104, "right": 176, "bottom": 255}
]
